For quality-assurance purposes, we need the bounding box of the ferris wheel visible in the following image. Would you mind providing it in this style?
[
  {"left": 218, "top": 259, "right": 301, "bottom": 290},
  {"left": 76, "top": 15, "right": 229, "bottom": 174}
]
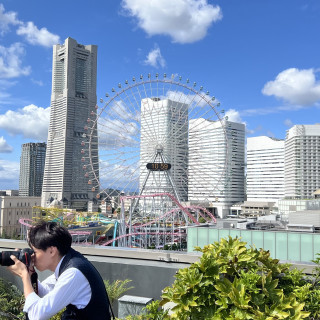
[{"left": 83, "top": 74, "right": 228, "bottom": 211}]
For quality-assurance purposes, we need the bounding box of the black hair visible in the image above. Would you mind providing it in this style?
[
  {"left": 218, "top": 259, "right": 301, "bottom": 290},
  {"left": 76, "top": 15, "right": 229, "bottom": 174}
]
[{"left": 28, "top": 221, "right": 72, "bottom": 256}]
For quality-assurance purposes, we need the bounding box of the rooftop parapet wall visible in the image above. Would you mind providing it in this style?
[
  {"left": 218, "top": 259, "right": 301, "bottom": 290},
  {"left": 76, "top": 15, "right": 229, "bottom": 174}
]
[{"left": 0, "top": 239, "right": 199, "bottom": 301}]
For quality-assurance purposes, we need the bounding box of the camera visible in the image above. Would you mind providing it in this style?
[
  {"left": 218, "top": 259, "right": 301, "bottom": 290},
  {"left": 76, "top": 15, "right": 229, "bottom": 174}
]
[{"left": 0, "top": 248, "right": 34, "bottom": 267}]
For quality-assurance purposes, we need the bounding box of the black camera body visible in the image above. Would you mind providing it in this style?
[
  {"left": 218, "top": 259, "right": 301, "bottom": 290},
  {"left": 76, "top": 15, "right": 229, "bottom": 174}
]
[{"left": 0, "top": 248, "right": 34, "bottom": 267}]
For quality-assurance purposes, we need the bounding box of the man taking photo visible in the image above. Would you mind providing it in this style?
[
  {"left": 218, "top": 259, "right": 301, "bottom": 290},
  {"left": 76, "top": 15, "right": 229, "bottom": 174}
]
[{"left": 7, "top": 221, "right": 113, "bottom": 320}]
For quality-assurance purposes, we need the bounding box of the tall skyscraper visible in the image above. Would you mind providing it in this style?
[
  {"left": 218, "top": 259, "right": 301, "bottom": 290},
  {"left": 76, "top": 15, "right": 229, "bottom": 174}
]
[
  {"left": 41, "top": 37, "right": 98, "bottom": 209},
  {"left": 285, "top": 124, "right": 320, "bottom": 199},
  {"left": 247, "top": 136, "right": 285, "bottom": 202},
  {"left": 19, "top": 142, "right": 46, "bottom": 197},
  {"left": 188, "top": 119, "right": 245, "bottom": 218},
  {"left": 139, "top": 98, "right": 188, "bottom": 202}
]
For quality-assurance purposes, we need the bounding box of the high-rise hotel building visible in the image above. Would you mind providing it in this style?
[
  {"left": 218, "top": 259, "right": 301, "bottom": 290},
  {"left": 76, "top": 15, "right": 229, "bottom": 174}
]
[
  {"left": 246, "top": 136, "right": 285, "bottom": 202},
  {"left": 285, "top": 124, "right": 320, "bottom": 199},
  {"left": 139, "top": 98, "right": 188, "bottom": 202},
  {"left": 188, "top": 119, "right": 245, "bottom": 217},
  {"left": 19, "top": 142, "right": 46, "bottom": 197},
  {"left": 41, "top": 38, "right": 98, "bottom": 209}
]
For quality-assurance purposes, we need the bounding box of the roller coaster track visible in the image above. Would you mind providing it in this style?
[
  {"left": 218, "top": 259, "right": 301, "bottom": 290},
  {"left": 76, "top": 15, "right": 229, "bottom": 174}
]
[
  {"left": 102, "top": 231, "right": 184, "bottom": 246},
  {"left": 121, "top": 192, "right": 205, "bottom": 225}
]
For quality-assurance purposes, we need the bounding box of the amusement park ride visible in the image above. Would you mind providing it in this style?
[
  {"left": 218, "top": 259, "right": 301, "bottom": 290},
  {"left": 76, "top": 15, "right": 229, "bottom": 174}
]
[{"left": 20, "top": 74, "right": 228, "bottom": 250}]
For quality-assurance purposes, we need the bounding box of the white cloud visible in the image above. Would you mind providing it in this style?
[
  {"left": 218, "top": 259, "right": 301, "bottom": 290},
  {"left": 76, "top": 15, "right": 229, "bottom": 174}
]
[
  {"left": 262, "top": 68, "right": 320, "bottom": 105},
  {"left": 0, "top": 5, "right": 60, "bottom": 47},
  {"left": 0, "top": 136, "right": 13, "bottom": 153},
  {"left": 31, "top": 78, "right": 44, "bottom": 86},
  {"left": 98, "top": 117, "right": 139, "bottom": 149},
  {"left": 284, "top": 119, "right": 294, "bottom": 127},
  {"left": 225, "top": 109, "right": 244, "bottom": 124},
  {"left": 0, "top": 90, "right": 11, "bottom": 100},
  {"left": 0, "top": 80, "right": 14, "bottom": 101},
  {"left": 109, "top": 100, "right": 140, "bottom": 121},
  {"left": 266, "top": 131, "right": 275, "bottom": 138},
  {"left": 246, "top": 128, "right": 255, "bottom": 135},
  {"left": 0, "top": 159, "right": 19, "bottom": 189},
  {"left": 99, "top": 161, "right": 139, "bottom": 192},
  {"left": 0, "top": 104, "right": 50, "bottom": 140},
  {"left": 0, "top": 80, "right": 30, "bottom": 107},
  {"left": 0, "top": 78, "right": 17, "bottom": 88},
  {"left": 17, "top": 21, "right": 60, "bottom": 47},
  {"left": 241, "top": 104, "right": 310, "bottom": 117},
  {"left": 144, "top": 45, "right": 166, "bottom": 68},
  {"left": 0, "top": 4, "right": 21, "bottom": 35},
  {"left": 224, "top": 108, "right": 253, "bottom": 133},
  {"left": 0, "top": 42, "right": 31, "bottom": 78},
  {"left": 121, "top": 0, "right": 222, "bottom": 43}
]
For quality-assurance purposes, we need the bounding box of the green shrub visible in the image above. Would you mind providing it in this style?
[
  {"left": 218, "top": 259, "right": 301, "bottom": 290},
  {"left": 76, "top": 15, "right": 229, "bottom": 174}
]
[
  {"left": 160, "top": 236, "right": 310, "bottom": 319},
  {"left": 104, "top": 279, "right": 134, "bottom": 305},
  {"left": 0, "top": 278, "right": 66, "bottom": 320},
  {"left": 0, "top": 279, "right": 24, "bottom": 319}
]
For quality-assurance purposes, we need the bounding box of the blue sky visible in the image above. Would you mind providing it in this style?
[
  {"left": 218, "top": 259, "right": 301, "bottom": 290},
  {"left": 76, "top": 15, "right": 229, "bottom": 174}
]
[{"left": 0, "top": 0, "right": 319, "bottom": 189}]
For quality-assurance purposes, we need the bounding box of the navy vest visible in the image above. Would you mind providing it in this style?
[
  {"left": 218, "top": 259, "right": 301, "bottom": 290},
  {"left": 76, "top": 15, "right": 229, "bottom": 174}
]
[{"left": 58, "top": 248, "right": 111, "bottom": 320}]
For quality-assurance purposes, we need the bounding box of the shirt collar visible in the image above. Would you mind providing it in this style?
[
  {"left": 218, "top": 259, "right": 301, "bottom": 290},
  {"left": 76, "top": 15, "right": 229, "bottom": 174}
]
[{"left": 54, "top": 255, "right": 66, "bottom": 280}]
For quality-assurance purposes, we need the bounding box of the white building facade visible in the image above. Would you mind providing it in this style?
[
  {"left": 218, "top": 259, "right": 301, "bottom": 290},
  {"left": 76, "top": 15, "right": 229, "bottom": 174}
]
[
  {"left": 139, "top": 98, "right": 188, "bottom": 202},
  {"left": 246, "top": 136, "right": 285, "bottom": 202},
  {"left": 188, "top": 119, "right": 246, "bottom": 218},
  {"left": 0, "top": 196, "right": 41, "bottom": 237},
  {"left": 285, "top": 124, "right": 320, "bottom": 199},
  {"left": 41, "top": 38, "right": 99, "bottom": 210}
]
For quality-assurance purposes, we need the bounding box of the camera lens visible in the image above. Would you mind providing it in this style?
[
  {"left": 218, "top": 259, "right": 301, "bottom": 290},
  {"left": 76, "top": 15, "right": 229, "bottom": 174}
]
[
  {"left": 0, "top": 249, "right": 33, "bottom": 267},
  {"left": 0, "top": 251, "right": 20, "bottom": 266}
]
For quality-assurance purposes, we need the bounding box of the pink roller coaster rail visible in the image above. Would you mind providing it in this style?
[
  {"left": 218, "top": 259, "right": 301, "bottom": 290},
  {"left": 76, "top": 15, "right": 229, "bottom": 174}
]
[
  {"left": 121, "top": 192, "right": 206, "bottom": 225},
  {"left": 19, "top": 218, "right": 33, "bottom": 227},
  {"left": 19, "top": 218, "right": 91, "bottom": 237},
  {"left": 122, "top": 193, "right": 216, "bottom": 225},
  {"left": 107, "top": 192, "right": 217, "bottom": 248},
  {"left": 133, "top": 206, "right": 216, "bottom": 230}
]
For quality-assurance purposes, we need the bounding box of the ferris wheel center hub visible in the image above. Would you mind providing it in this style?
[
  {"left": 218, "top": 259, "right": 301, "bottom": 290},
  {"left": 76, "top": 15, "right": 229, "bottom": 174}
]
[{"left": 155, "top": 144, "right": 164, "bottom": 153}]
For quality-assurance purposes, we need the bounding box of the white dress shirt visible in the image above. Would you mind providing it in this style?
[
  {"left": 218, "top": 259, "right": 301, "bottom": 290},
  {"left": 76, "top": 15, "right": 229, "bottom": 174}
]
[{"left": 23, "top": 256, "right": 91, "bottom": 320}]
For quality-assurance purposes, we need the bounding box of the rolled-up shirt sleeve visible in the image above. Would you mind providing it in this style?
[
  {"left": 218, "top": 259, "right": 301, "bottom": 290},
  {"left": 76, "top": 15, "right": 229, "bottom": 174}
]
[{"left": 23, "top": 268, "right": 91, "bottom": 320}]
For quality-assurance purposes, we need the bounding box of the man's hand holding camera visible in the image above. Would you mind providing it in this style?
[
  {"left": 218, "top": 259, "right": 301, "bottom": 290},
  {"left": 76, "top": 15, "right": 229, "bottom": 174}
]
[
  {"left": 0, "top": 249, "right": 37, "bottom": 299},
  {"left": 8, "top": 253, "right": 35, "bottom": 278}
]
